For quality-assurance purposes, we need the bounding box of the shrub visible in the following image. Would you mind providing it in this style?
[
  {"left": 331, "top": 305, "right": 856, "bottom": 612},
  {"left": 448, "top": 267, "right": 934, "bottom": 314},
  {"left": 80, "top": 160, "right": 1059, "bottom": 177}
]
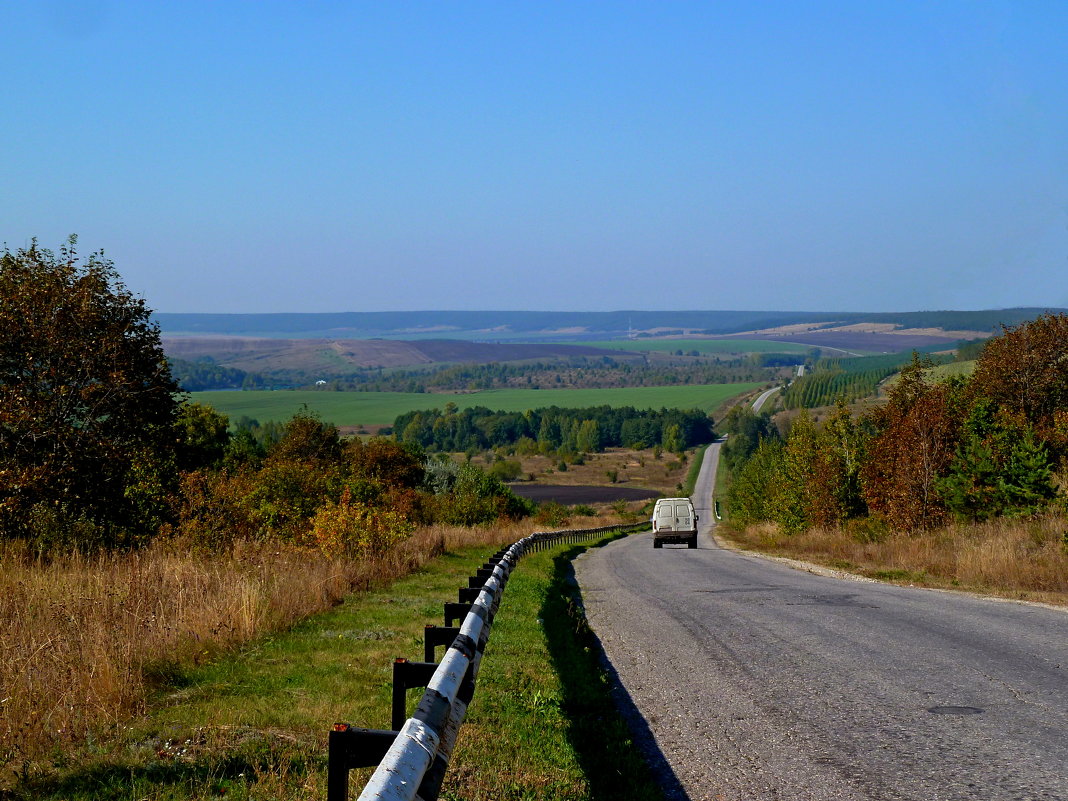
[
  {"left": 534, "top": 502, "right": 570, "bottom": 528},
  {"left": 310, "top": 487, "right": 415, "bottom": 556},
  {"left": 489, "top": 459, "right": 523, "bottom": 482}
]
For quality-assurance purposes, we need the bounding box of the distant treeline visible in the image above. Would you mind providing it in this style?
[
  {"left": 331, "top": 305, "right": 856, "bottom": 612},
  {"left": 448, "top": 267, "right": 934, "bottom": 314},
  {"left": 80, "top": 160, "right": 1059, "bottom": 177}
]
[
  {"left": 394, "top": 404, "right": 714, "bottom": 454},
  {"left": 169, "top": 358, "right": 254, "bottom": 391},
  {"left": 336, "top": 357, "right": 779, "bottom": 393},
  {"left": 171, "top": 355, "right": 785, "bottom": 393}
]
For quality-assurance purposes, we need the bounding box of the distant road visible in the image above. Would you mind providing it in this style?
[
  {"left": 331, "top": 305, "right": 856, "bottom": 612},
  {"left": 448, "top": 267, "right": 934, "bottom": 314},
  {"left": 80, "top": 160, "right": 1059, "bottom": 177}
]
[
  {"left": 751, "top": 385, "right": 781, "bottom": 412},
  {"left": 576, "top": 445, "right": 1068, "bottom": 800}
]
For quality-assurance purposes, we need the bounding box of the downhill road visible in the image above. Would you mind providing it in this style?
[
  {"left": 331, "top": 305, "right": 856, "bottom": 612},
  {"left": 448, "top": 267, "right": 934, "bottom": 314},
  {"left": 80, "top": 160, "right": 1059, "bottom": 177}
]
[{"left": 575, "top": 443, "right": 1068, "bottom": 800}]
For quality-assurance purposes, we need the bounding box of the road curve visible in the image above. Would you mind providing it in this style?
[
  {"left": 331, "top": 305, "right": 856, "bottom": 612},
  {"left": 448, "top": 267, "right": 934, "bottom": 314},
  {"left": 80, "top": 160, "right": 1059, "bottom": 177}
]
[
  {"left": 751, "top": 386, "right": 781, "bottom": 413},
  {"left": 575, "top": 443, "right": 1068, "bottom": 800}
]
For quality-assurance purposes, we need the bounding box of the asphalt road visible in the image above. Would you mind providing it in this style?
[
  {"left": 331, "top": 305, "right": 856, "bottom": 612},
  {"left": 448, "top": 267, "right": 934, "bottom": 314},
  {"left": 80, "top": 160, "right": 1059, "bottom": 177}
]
[
  {"left": 751, "top": 386, "right": 781, "bottom": 413},
  {"left": 575, "top": 443, "right": 1068, "bottom": 800}
]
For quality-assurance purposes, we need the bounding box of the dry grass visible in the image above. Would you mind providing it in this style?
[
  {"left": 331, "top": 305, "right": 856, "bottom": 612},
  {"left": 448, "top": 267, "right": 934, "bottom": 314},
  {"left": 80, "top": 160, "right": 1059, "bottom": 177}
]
[
  {"left": 0, "top": 514, "right": 627, "bottom": 783},
  {"left": 721, "top": 514, "right": 1068, "bottom": 605},
  {"left": 489, "top": 446, "right": 694, "bottom": 494}
]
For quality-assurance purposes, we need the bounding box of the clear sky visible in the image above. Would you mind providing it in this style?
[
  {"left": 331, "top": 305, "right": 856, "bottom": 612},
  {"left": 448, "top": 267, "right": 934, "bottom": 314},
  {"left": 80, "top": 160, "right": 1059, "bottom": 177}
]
[{"left": 2, "top": 1, "right": 1066, "bottom": 313}]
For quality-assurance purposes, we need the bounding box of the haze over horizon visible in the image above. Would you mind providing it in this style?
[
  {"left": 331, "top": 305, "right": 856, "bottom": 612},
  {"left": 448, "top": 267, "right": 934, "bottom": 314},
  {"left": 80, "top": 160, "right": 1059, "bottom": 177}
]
[{"left": 3, "top": 2, "right": 1066, "bottom": 314}]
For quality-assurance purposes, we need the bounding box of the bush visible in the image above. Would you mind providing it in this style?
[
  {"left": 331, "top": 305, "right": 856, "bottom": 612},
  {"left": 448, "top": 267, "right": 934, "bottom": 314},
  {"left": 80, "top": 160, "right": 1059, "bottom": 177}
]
[
  {"left": 310, "top": 487, "right": 415, "bottom": 556},
  {"left": 534, "top": 502, "right": 570, "bottom": 528},
  {"left": 489, "top": 459, "right": 523, "bottom": 482}
]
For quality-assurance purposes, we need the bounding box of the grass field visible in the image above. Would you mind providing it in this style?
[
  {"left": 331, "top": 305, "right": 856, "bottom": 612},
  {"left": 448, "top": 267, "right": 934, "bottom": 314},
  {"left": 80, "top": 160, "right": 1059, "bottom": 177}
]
[
  {"left": 191, "top": 383, "right": 763, "bottom": 427},
  {"left": 580, "top": 338, "right": 811, "bottom": 354}
]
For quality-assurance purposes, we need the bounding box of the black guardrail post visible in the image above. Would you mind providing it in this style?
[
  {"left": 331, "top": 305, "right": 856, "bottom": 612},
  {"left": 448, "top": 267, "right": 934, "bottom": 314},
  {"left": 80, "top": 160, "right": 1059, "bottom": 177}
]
[
  {"left": 423, "top": 624, "right": 460, "bottom": 663},
  {"left": 443, "top": 602, "right": 472, "bottom": 626},
  {"left": 392, "top": 658, "right": 439, "bottom": 731},
  {"left": 327, "top": 725, "right": 398, "bottom": 801}
]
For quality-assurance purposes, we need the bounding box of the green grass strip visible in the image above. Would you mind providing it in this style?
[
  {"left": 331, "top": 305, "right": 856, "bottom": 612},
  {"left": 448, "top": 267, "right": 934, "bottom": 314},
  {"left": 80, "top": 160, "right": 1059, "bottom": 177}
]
[
  {"left": 19, "top": 534, "right": 662, "bottom": 801},
  {"left": 680, "top": 444, "right": 709, "bottom": 498}
]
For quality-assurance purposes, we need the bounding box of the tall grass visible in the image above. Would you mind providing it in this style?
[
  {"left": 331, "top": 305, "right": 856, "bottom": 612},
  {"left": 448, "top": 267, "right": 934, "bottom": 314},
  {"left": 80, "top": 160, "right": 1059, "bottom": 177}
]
[
  {"left": 0, "top": 516, "right": 604, "bottom": 783},
  {"left": 722, "top": 514, "right": 1068, "bottom": 603}
]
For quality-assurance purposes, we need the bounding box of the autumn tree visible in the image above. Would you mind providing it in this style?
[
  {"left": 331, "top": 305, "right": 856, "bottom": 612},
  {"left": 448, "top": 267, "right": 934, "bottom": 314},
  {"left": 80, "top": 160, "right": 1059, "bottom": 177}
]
[
  {"left": 860, "top": 358, "right": 964, "bottom": 531},
  {"left": 971, "top": 312, "right": 1068, "bottom": 459},
  {"left": 0, "top": 238, "right": 180, "bottom": 547}
]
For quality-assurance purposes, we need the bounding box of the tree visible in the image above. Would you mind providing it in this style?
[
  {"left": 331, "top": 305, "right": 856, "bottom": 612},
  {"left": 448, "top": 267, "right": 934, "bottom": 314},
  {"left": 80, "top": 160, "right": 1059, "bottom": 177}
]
[
  {"left": 0, "top": 238, "right": 180, "bottom": 547},
  {"left": 972, "top": 313, "right": 1068, "bottom": 459},
  {"left": 769, "top": 411, "right": 819, "bottom": 533},
  {"left": 176, "top": 402, "right": 231, "bottom": 472},
  {"left": 860, "top": 358, "right": 963, "bottom": 531}
]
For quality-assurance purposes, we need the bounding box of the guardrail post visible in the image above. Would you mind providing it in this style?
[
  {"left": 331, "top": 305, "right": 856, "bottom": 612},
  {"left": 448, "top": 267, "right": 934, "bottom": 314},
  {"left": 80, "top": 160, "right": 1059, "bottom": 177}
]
[
  {"left": 424, "top": 624, "right": 460, "bottom": 664},
  {"left": 392, "top": 658, "right": 439, "bottom": 731},
  {"left": 444, "top": 602, "right": 472, "bottom": 626},
  {"left": 327, "top": 724, "right": 398, "bottom": 801}
]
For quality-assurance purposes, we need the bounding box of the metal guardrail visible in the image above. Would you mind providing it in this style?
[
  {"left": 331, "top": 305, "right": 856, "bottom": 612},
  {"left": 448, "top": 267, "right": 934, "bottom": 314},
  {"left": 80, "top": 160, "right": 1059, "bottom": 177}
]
[{"left": 327, "top": 522, "right": 644, "bottom": 801}]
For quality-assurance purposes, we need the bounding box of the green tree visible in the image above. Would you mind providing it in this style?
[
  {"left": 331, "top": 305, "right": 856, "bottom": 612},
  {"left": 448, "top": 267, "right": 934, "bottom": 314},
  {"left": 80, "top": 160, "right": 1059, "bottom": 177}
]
[
  {"left": 726, "top": 438, "right": 783, "bottom": 525},
  {"left": 0, "top": 238, "right": 180, "bottom": 547},
  {"left": 176, "top": 402, "right": 231, "bottom": 472},
  {"left": 769, "top": 411, "right": 819, "bottom": 533},
  {"left": 662, "top": 423, "right": 683, "bottom": 455}
]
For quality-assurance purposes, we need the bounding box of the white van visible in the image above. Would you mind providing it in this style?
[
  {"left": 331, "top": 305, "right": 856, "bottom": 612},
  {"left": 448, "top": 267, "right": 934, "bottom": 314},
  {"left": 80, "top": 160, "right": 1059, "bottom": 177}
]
[{"left": 651, "top": 497, "right": 698, "bottom": 549}]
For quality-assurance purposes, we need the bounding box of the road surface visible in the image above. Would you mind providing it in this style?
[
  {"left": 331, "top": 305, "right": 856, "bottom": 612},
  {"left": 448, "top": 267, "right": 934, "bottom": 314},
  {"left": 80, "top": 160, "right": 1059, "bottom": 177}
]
[
  {"left": 751, "top": 386, "right": 781, "bottom": 413},
  {"left": 575, "top": 443, "right": 1068, "bottom": 800}
]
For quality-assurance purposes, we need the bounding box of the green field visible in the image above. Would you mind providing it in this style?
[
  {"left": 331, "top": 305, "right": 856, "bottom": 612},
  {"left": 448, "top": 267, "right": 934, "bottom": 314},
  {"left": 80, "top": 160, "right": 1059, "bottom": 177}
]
[
  {"left": 581, "top": 338, "right": 812, "bottom": 354},
  {"left": 191, "top": 383, "right": 763, "bottom": 427}
]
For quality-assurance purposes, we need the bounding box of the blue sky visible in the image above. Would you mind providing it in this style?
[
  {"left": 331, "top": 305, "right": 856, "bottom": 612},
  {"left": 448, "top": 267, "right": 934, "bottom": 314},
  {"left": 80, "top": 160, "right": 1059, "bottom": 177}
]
[{"left": 2, "top": 1, "right": 1066, "bottom": 313}]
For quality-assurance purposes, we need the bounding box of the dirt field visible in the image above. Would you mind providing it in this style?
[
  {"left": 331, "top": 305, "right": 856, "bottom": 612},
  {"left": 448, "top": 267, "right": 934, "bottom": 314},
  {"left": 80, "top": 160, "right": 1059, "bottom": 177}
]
[{"left": 480, "top": 446, "right": 697, "bottom": 495}]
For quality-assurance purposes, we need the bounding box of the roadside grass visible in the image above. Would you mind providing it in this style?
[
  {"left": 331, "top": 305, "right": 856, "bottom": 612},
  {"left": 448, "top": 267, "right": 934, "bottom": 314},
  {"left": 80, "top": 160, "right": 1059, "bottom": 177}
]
[
  {"left": 191, "top": 383, "right": 761, "bottom": 427},
  {"left": 11, "top": 528, "right": 662, "bottom": 801},
  {"left": 445, "top": 532, "right": 663, "bottom": 801},
  {"left": 681, "top": 445, "right": 708, "bottom": 497},
  {"left": 0, "top": 520, "right": 542, "bottom": 790},
  {"left": 717, "top": 514, "right": 1068, "bottom": 606}
]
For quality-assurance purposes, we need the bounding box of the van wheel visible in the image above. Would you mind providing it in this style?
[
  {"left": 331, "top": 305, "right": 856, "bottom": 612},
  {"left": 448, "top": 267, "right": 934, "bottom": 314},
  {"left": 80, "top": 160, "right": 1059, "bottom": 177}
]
[
  {"left": 653, "top": 539, "right": 662, "bottom": 549},
  {"left": 688, "top": 535, "right": 697, "bottom": 549}
]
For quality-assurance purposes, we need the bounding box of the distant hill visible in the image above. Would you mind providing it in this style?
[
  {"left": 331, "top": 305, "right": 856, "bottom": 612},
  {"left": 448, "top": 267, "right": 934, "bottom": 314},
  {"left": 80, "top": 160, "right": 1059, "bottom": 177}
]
[
  {"left": 162, "top": 337, "right": 635, "bottom": 375},
  {"left": 155, "top": 308, "right": 1064, "bottom": 341}
]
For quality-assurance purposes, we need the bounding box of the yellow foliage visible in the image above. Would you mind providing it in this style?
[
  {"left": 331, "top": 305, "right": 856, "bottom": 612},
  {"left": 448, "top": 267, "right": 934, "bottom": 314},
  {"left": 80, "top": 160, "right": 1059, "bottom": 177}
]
[{"left": 311, "top": 486, "right": 415, "bottom": 556}]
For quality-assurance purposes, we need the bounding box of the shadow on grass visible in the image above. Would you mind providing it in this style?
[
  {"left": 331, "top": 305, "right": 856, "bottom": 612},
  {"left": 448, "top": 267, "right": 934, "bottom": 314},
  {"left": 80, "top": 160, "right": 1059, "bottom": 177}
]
[
  {"left": 539, "top": 535, "right": 691, "bottom": 801},
  {"left": 6, "top": 734, "right": 322, "bottom": 801}
]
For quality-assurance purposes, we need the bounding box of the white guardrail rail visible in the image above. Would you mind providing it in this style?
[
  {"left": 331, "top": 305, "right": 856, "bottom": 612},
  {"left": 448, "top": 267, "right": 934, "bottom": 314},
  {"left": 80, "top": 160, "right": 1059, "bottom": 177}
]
[{"left": 326, "top": 523, "right": 642, "bottom": 801}]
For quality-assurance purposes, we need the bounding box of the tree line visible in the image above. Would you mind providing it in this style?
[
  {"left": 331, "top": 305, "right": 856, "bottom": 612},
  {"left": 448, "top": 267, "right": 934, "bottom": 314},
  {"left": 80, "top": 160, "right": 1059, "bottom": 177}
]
[
  {"left": 169, "top": 354, "right": 785, "bottom": 393},
  {"left": 724, "top": 314, "right": 1068, "bottom": 534},
  {"left": 394, "top": 404, "right": 715, "bottom": 457}
]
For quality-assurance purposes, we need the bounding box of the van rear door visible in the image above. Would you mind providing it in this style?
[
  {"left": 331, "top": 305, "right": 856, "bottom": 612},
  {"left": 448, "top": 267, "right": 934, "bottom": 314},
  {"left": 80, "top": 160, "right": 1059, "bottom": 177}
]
[
  {"left": 655, "top": 502, "right": 676, "bottom": 531},
  {"left": 673, "top": 501, "right": 692, "bottom": 530}
]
